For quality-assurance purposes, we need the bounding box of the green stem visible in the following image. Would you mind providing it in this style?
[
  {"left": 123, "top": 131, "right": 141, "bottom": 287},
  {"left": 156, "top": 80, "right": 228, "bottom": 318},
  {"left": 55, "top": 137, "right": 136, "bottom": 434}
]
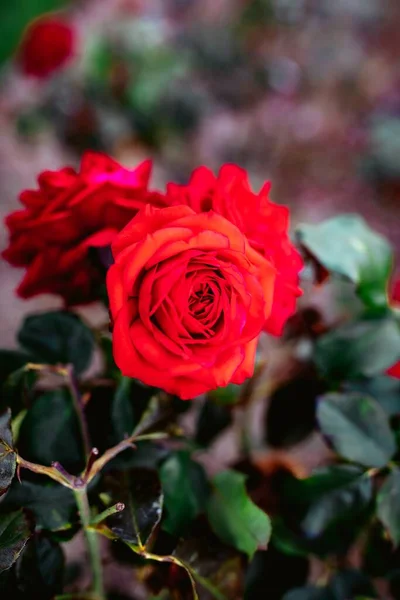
[
  {"left": 90, "top": 502, "right": 125, "bottom": 526},
  {"left": 74, "top": 489, "right": 105, "bottom": 600},
  {"left": 133, "top": 432, "right": 169, "bottom": 442},
  {"left": 67, "top": 365, "right": 91, "bottom": 458},
  {"left": 11, "top": 410, "right": 27, "bottom": 444}
]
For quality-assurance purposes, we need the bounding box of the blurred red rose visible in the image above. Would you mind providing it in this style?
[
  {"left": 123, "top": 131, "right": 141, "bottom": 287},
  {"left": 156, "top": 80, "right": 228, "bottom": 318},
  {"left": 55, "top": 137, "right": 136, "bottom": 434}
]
[
  {"left": 166, "top": 165, "right": 303, "bottom": 336},
  {"left": 387, "top": 362, "right": 400, "bottom": 378},
  {"left": 107, "top": 205, "right": 276, "bottom": 399},
  {"left": 3, "top": 152, "right": 164, "bottom": 305},
  {"left": 18, "top": 15, "right": 75, "bottom": 78},
  {"left": 387, "top": 278, "right": 400, "bottom": 379}
]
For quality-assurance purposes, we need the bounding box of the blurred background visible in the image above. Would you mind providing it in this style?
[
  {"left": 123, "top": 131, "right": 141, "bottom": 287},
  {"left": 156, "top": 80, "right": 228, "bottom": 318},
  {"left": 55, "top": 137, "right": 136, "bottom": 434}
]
[{"left": 1, "top": 0, "right": 400, "bottom": 350}]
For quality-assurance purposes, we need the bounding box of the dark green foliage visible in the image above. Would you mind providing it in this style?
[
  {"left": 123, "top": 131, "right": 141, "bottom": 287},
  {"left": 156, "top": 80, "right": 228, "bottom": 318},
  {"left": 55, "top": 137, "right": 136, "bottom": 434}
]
[
  {"left": 14, "top": 533, "right": 65, "bottom": 599},
  {"left": 273, "top": 466, "right": 374, "bottom": 557},
  {"left": 317, "top": 393, "right": 396, "bottom": 468},
  {"left": 2, "top": 476, "right": 77, "bottom": 531},
  {"left": 315, "top": 318, "right": 400, "bottom": 382},
  {"left": 18, "top": 311, "right": 95, "bottom": 375},
  {"left": 297, "top": 215, "right": 393, "bottom": 311},
  {"left": 0, "top": 510, "right": 33, "bottom": 573},
  {"left": 207, "top": 470, "right": 271, "bottom": 558},
  {"left": 0, "top": 409, "right": 17, "bottom": 497},
  {"left": 100, "top": 468, "right": 163, "bottom": 548},
  {"left": 159, "top": 450, "right": 209, "bottom": 535},
  {"left": 377, "top": 467, "right": 400, "bottom": 546},
  {"left": 18, "top": 388, "right": 85, "bottom": 472},
  {"left": 0, "top": 209, "right": 399, "bottom": 599}
]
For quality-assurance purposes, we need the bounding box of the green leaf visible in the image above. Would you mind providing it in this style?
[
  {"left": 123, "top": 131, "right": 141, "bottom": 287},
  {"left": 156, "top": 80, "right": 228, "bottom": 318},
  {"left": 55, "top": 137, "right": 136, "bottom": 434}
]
[
  {"left": 206, "top": 470, "right": 271, "bottom": 558},
  {"left": 296, "top": 467, "right": 372, "bottom": 539},
  {"left": 0, "top": 409, "right": 17, "bottom": 497},
  {"left": 315, "top": 318, "right": 400, "bottom": 381},
  {"left": 111, "top": 378, "right": 154, "bottom": 442},
  {"left": 18, "top": 388, "right": 85, "bottom": 472},
  {"left": 112, "top": 377, "right": 134, "bottom": 441},
  {"left": 15, "top": 533, "right": 64, "bottom": 599},
  {"left": 273, "top": 466, "right": 373, "bottom": 557},
  {"left": 317, "top": 393, "right": 396, "bottom": 467},
  {"left": 345, "top": 376, "right": 400, "bottom": 417},
  {"left": 0, "top": 510, "right": 33, "bottom": 573},
  {"left": 100, "top": 468, "right": 163, "bottom": 549},
  {"left": 1, "top": 364, "right": 37, "bottom": 415},
  {"left": 1, "top": 478, "right": 76, "bottom": 531},
  {"left": 159, "top": 451, "right": 209, "bottom": 535},
  {"left": 377, "top": 467, "right": 400, "bottom": 546},
  {"left": 18, "top": 311, "right": 95, "bottom": 375},
  {"left": 174, "top": 523, "right": 241, "bottom": 600},
  {"left": 0, "top": 534, "right": 64, "bottom": 599},
  {"left": 297, "top": 215, "right": 393, "bottom": 309}
]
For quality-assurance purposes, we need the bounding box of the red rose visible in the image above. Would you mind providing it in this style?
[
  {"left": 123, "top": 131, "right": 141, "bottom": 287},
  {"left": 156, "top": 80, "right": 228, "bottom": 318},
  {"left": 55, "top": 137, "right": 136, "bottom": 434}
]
[
  {"left": 387, "top": 279, "right": 400, "bottom": 379},
  {"left": 18, "top": 15, "right": 75, "bottom": 78},
  {"left": 387, "top": 362, "right": 400, "bottom": 378},
  {"left": 166, "top": 165, "right": 303, "bottom": 335},
  {"left": 107, "top": 205, "right": 276, "bottom": 399},
  {"left": 3, "top": 152, "right": 164, "bottom": 305}
]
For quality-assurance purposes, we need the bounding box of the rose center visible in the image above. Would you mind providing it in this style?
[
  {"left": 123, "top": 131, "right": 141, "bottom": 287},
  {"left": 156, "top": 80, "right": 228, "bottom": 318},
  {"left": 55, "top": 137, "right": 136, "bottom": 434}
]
[{"left": 189, "top": 281, "right": 215, "bottom": 317}]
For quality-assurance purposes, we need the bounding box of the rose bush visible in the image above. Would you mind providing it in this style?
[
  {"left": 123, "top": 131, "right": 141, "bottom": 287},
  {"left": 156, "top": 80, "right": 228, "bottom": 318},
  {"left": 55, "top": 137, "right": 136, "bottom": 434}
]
[
  {"left": 2, "top": 152, "right": 164, "bottom": 305},
  {"left": 18, "top": 14, "right": 75, "bottom": 78},
  {"left": 2, "top": 151, "right": 400, "bottom": 600},
  {"left": 107, "top": 204, "right": 276, "bottom": 399},
  {"left": 166, "top": 164, "right": 303, "bottom": 335}
]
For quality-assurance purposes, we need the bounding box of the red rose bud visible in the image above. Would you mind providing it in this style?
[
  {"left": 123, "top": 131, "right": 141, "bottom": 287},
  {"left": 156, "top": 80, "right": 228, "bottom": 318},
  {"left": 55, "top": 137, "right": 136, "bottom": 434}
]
[
  {"left": 166, "top": 164, "right": 303, "bottom": 336},
  {"left": 106, "top": 205, "right": 277, "bottom": 399},
  {"left": 18, "top": 15, "right": 75, "bottom": 78},
  {"left": 2, "top": 152, "right": 164, "bottom": 305}
]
